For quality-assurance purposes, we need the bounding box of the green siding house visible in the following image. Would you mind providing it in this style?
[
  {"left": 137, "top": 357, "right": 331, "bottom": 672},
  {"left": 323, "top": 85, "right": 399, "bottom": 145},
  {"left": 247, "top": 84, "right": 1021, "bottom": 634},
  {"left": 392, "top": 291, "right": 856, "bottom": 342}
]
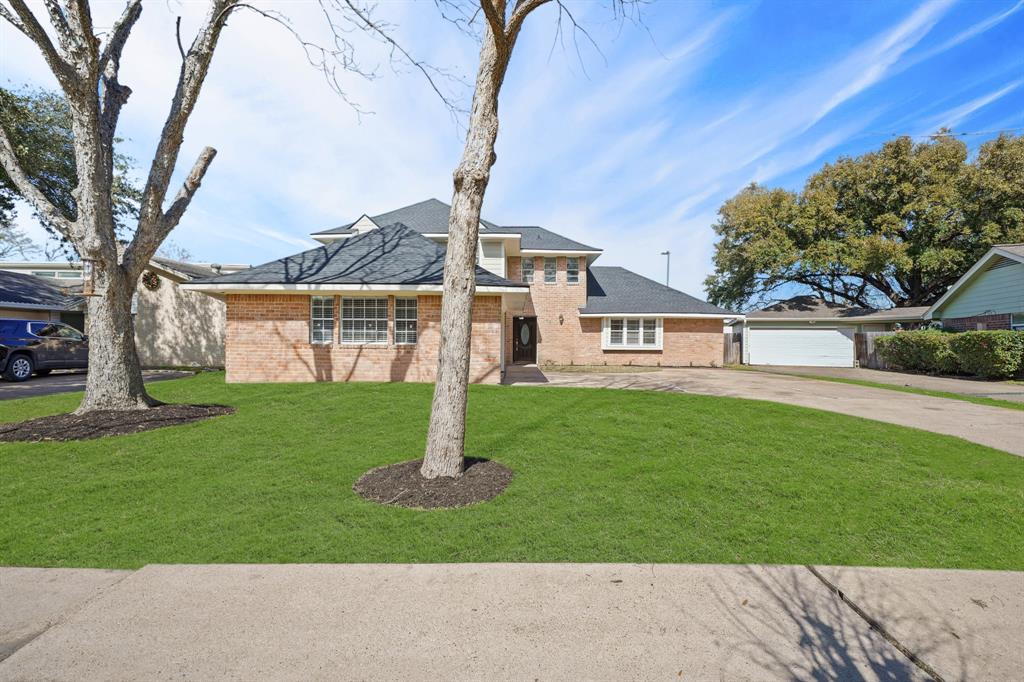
[{"left": 926, "top": 244, "right": 1024, "bottom": 331}]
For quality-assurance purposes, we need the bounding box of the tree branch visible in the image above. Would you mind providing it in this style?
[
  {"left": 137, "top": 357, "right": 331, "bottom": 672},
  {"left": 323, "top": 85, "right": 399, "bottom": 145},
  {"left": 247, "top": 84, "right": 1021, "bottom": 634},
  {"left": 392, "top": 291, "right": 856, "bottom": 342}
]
[
  {"left": 99, "top": 0, "right": 142, "bottom": 73},
  {"left": 135, "top": 0, "right": 235, "bottom": 242},
  {"left": 340, "top": 0, "right": 466, "bottom": 117},
  {"left": 2, "top": 1, "right": 78, "bottom": 89},
  {"left": 479, "top": 0, "right": 507, "bottom": 46},
  {"left": 124, "top": 146, "right": 216, "bottom": 277},
  {"left": 98, "top": 0, "right": 142, "bottom": 141},
  {"left": 507, "top": 0, "right": 550, "bottom": 39},
  {"left": 0, "top": 124, "right": 78, "bottom": 243}
]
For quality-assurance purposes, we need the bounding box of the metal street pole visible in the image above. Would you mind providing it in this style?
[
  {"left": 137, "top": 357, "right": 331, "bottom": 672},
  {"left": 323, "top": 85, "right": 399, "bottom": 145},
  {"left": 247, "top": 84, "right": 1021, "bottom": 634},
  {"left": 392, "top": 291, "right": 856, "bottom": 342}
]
[{"left": 660, "top": 251, "right": 670, "bottom": 286}]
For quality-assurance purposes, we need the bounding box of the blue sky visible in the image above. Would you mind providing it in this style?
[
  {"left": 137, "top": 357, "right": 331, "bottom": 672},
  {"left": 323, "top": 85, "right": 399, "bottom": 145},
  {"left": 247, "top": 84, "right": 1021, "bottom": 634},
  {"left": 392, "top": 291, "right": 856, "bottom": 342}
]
[{"left": 2, "top": 0, "right": 1023, "bottom": 297}]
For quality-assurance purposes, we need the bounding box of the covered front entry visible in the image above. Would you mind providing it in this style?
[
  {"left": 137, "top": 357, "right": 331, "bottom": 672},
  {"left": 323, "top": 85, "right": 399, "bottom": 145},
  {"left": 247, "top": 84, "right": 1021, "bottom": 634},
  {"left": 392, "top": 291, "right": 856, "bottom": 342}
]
[
  {"left": 512, "top": 316, "right": 537, "bottom": 363},
  {"left": 747, "top": 326, "right": 855, "bottom": 367}
]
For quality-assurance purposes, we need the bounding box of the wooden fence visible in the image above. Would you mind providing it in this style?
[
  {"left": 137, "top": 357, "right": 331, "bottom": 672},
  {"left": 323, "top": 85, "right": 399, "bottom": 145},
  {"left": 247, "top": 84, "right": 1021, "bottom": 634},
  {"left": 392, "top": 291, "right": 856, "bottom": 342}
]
[
  {"left": 854, "top": 331, "right": 894, "bottom": 369},
  {"left": 724, "top": 331, "right": 742, "bottom": 366}
]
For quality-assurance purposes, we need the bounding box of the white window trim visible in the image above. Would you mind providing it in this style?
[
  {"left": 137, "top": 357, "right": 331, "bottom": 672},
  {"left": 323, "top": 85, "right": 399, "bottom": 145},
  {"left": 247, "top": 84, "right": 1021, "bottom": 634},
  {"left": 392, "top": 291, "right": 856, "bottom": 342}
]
[
  {"left": 340, "top": 296, "right": 388, "bottom": 345},
  {"left": 310, "top": 296, "right": 335, "bottom": 345},
  {"left": 601, "top": 317, "right": 663, "bottom": 350},
  {"left": 395, "top": 297, "right": 418, "bottom": 345},
  {"left": 543, "top": 257, "right": 557, "bottom": 284}
]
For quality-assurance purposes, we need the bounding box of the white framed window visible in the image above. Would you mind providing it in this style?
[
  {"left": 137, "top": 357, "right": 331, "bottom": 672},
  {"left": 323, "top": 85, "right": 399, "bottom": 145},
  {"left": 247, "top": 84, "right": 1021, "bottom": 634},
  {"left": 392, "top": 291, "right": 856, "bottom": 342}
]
[
  {"left": 567, "top": 257, "right": 580, "bottom": 284},
  {"left": 544, "top": 257, "right": 557, "bottom": 283},
  {"left": 521, "top": 257, "right": 534, "bottom": 283},
  {"left": 341, "top": 297, "right": 387, "bottom": 344},
  {"left": 310, "top": 296, "right": 335, "bottom": 344},
  {"left": 602, "top": 317, "right": 662, "bottom": 350},
  {"left": 395, "top": 297, "right": 418, "bottom": 345}
]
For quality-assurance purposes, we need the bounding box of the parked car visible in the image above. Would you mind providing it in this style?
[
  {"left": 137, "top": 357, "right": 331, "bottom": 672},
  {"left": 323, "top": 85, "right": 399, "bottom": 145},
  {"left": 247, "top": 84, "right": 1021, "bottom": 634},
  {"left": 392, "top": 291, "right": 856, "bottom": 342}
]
[{"left": 0, "top": 319, "right": 88, "bottom": 382}]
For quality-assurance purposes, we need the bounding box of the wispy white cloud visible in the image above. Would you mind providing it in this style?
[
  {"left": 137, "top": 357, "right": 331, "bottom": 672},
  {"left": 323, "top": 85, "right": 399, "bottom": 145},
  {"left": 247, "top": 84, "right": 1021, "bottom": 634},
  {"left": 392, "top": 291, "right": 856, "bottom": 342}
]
[{"left": 920, "top": 79, "right": 1024, "bottom": 132}]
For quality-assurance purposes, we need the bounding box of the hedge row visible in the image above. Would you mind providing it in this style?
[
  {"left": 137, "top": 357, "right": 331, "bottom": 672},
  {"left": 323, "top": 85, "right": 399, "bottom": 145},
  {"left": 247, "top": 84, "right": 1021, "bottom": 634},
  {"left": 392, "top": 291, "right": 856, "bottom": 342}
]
[{"left": 875, "top": 330, "right": 1024, "bottom": 379}]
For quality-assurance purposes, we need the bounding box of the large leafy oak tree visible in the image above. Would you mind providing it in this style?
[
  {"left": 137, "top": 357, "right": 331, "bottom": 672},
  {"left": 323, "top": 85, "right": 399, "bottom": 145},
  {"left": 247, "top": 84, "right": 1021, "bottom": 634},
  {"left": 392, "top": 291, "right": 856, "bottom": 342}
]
[{"left": 704, "top": 133, "right": 1024, "bottom": 311}]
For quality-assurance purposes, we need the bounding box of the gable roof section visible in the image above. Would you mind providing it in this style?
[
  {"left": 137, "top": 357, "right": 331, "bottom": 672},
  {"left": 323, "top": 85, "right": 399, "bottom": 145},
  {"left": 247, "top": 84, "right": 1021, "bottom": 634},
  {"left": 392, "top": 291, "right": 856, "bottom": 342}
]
[
  {"left": 187, "top": 223, "right": 525, "bottom": 290},
  {"left": 150, "top": 257, "right": 221, "bottom": 281},
  {"left": 926, "top": 243, "right": 1024, "bottom": 318},
  {"left": 0, "top": 269, "right": 81, "bottom": 310},
  {"left": 309, "top": 199, "right": 601, "bottom": 253},
  {"left": 579, "top": 266, "right": 736, "bottom": 317},
  {"left": 311, "top": 199, "right": 500, "bottom": 236}
]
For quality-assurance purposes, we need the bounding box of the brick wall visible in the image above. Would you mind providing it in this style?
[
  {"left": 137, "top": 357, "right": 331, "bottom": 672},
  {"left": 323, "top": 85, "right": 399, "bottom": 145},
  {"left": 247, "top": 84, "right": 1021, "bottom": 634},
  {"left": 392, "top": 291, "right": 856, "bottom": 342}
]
[
  {"left": 941, "top": 314, "right": 1012, "bottom": 332},
  {"left": 504, "top": 256, "right": 723, "bottom": 367},
  {"left": 505, "top": 256, "right": 588, "bottom": 365},
  {"left": 225, "top": 294, "right": 502, "bottom": 384}
]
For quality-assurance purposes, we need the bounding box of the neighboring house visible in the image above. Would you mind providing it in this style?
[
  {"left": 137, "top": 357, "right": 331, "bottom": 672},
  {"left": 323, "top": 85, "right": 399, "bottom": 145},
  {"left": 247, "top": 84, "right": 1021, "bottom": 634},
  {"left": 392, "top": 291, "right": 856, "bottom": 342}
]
[
  {"left": 0, "top": 269, "right": 83, "bottom": 328},
  {"left": 742, "top": 296, "right": 928, "bottom": 367},
  {"left": 183, "top": 198, "right": 737, "bottom": 384},
  {"left": 925, "top": 243, "right": 1024, "bottom": 331},
  {"left": 1, "top": 258, "right": 249, "bottom": 367}
]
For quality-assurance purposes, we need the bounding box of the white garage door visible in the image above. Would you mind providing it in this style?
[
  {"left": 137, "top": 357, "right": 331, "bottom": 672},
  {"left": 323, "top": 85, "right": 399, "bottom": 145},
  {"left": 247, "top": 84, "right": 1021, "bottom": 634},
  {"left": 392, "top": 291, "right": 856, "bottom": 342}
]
[{"left": 747, "top": 327, "right": 855, "bottom": 367}]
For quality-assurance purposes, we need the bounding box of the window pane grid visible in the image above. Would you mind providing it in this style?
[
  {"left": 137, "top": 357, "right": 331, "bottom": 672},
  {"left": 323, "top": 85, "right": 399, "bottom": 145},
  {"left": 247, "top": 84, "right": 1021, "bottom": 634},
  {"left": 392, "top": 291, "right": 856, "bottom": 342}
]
[
  {"left": 521, "top": 258, "right": 534, "bottom": 283},
  {"left": 310, "top": 296, "right": 335, "bottom": 344},
  {"left": 342, "top": 297, "right": 387, "bottom": 344},
  {"left": 544, "top": 257, "right": 556, "bottom": 283},
  {"left": 567, "top": 257, "right": 580, "bottom": 284},
  {"left": 395, "top": 298, "right": 418, "bottom": 345},
  {"left": 607, "top": 318, "right": 659, "bottom": 349}
]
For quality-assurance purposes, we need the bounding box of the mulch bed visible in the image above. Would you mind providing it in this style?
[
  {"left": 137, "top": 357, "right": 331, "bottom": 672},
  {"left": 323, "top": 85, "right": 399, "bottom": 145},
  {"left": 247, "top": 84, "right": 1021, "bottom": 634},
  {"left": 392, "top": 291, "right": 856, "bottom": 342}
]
[
  {"left": 0, "top": 404, "right": 235, "bottom": 442},
  {"left": 353, "top": 457, "right": 513, "bottom": 509}
]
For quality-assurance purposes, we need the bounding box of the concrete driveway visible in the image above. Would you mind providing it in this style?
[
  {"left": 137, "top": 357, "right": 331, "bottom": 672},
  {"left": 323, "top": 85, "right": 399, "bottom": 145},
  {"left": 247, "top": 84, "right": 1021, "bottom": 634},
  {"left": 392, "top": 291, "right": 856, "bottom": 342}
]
[
  {"left": 505, "top": 366, "right": 1024, "bottom": 456},
  {"left": 754, "top": 365, "right": 1024, "bottom": 403},
  {"left": 1, "top": 563, "right": 1020, "bottom": 680},
  {"left": 0, "top": 370, "right": 192, "bottom": 401}
]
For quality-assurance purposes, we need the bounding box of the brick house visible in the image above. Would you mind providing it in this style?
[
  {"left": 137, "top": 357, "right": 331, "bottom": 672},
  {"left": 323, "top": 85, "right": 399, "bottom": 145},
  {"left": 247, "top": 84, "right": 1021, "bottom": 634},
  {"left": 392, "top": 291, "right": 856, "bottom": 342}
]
[{"left": 183, "top": 199, "right": 737, "bottom": 383}]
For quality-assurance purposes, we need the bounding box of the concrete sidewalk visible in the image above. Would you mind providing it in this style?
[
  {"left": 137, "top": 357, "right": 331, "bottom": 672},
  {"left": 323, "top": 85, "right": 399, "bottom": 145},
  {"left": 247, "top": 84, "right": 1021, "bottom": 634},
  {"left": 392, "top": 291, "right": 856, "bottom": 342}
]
[{"left": 1, "top": 564, "right": 1020, "bottom": 681}]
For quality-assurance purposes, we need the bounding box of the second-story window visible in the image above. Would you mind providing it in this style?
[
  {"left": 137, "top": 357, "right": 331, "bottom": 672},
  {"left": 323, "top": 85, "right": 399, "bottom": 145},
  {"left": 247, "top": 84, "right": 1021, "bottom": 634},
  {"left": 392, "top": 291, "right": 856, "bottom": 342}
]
[
  {"left": 521, "top": 257, "right": 534, "bottom": 283},
  {"left": 544, "top": 257, "right": 557, "bottom": 284},
  {"left": 567, "top": 257, "right": 580, "bottom": 284}
]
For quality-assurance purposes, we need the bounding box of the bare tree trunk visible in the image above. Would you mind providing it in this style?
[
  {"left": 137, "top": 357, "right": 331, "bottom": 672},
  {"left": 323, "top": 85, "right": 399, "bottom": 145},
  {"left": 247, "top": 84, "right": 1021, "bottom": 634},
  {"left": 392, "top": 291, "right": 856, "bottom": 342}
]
[
  {"left": 76, "top": 261, "right": 155, "bottom": 412},
  {"left": 421, "top": 21, "right": 511, "bottom": 479}
]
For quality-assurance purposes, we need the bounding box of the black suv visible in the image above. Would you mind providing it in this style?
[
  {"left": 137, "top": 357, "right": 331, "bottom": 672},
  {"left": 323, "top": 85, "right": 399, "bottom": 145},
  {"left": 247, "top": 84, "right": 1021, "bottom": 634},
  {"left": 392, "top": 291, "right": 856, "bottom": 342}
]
[{"left": 0, "top": 319, "right": 88, "bottom": 382}]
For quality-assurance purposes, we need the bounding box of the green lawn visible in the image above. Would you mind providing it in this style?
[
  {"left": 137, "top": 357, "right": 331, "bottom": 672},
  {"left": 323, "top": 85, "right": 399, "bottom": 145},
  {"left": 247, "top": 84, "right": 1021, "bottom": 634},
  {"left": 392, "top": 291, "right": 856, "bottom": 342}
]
[{"left": 1, "top": 372, "right": 1021, "bottom": 570}]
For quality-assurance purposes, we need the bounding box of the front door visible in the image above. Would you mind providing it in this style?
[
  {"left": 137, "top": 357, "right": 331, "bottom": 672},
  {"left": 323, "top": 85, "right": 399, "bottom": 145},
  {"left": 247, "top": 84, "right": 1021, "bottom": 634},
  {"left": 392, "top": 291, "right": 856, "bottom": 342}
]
[{"left": 512, "top": 316, "right": 537, "bottom": 364}]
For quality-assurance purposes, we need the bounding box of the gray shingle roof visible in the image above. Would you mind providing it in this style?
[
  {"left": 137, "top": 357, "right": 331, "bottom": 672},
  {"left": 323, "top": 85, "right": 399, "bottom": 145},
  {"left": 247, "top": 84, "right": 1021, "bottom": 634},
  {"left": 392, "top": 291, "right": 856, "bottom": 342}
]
[
  {"left": 486, "top": 226, "right": 600, "bottom": 252},
  {"left": 996, "top": 243, "right": 1024, "bottom": 259},
  {"left": 312, "top": 199, "right": 499, "bottom": 236},
  {"left": 579, "top": 266, "right": 735, "bottom": 316},
  {"left": 310, "top": 199, "right": 601, "bottom": 251},
  {"left": 0, "top": 270, "right": 81, "bottom": 310},
  {"left": 746, "top": 296, "right": 926, "bottom": 320},
  {"left": 191, "top": 223, "right": 525, "bottom": 288}
]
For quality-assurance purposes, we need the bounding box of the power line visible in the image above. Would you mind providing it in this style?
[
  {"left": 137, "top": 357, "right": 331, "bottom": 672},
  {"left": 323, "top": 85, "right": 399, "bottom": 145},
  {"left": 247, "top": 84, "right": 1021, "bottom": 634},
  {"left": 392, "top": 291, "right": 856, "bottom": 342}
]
[{"left": 859, "top": 126, "right": 1024, "bottom": 140}]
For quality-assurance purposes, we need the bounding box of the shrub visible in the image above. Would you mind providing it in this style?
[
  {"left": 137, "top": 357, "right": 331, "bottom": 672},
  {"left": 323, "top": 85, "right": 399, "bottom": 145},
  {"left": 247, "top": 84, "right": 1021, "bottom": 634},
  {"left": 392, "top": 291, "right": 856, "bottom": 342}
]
[
  {"left": 875, "top": 330, "right": 960, "bottom": 375},
  {"left": 949, "top": 331, "right": 1024, "bottom": 380}
]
